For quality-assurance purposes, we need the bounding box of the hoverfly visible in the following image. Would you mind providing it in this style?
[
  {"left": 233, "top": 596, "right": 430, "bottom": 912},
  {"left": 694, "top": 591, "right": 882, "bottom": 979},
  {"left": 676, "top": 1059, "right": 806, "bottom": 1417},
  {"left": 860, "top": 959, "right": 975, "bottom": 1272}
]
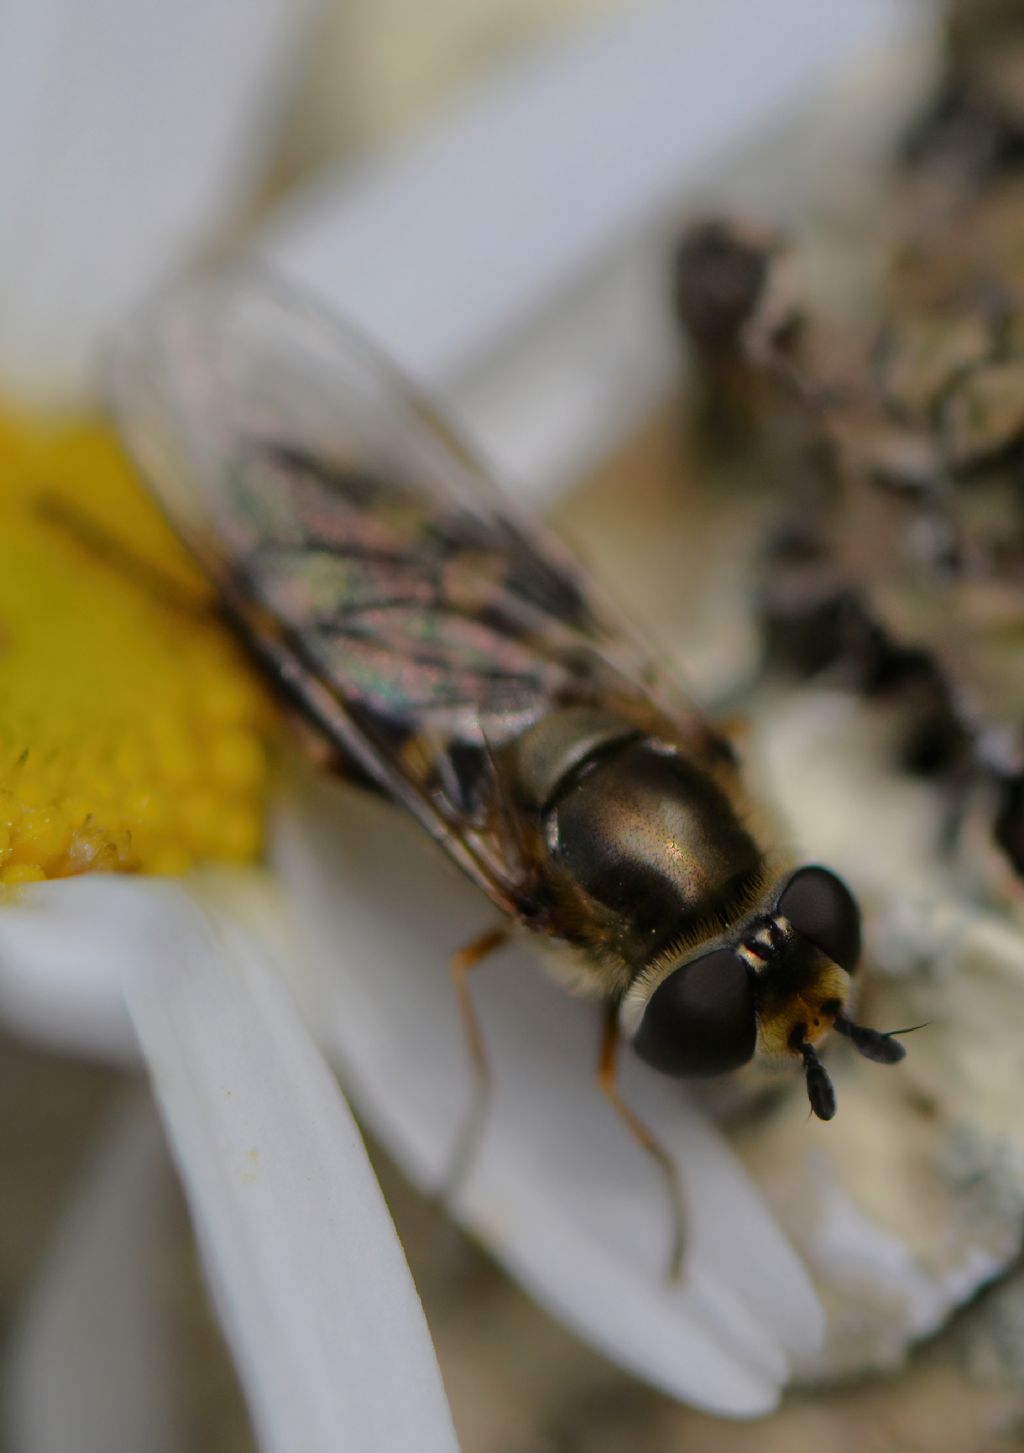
[{"left": 111, "top": 270, "right": 906, "bottom": 1269}]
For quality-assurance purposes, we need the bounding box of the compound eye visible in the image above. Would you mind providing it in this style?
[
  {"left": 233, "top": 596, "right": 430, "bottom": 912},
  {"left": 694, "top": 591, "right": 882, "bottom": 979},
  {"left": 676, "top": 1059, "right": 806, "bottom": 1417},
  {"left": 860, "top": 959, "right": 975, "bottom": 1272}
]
[
  {"left": 777, "top": 866, "right": 861, "bottom": 973},
  {"left": 633, "top": 948, "right": 756, "bottom": 1077}
]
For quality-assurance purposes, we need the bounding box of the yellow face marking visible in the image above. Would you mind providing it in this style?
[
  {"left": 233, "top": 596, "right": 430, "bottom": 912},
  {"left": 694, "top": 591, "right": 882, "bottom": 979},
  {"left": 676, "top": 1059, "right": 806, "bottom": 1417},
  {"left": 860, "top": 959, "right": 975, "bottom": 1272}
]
[
  {"left": 756, "top": 961, "right": 851, "bottom": 1063},
  {"left": 0, "top": 412, "right": 275, "bottom": 883}
]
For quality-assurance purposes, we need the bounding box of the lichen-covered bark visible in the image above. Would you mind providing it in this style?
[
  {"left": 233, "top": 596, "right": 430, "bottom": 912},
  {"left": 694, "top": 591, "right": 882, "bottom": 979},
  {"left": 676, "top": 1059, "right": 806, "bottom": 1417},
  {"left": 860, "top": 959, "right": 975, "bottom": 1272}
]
[{"left": 676, "top": 0, "right": 1024, "bottom": 883}]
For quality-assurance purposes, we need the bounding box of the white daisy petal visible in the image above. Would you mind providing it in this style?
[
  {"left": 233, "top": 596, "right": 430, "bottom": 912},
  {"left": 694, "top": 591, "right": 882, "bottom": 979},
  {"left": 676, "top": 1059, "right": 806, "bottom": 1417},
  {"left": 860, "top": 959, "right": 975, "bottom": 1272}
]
[
  {"left": 119, "top": 876, "right": 461, "bottom": 1453},
  {"left": 6, "top": 1099, "right": 181, "bottom": 1453},
  {"left": 258, "top": 0, "right": 927, "bottom": 498},
  {"left": 273, "top": 772, "right": 824, "bottom": 1416},
  {"left": 0, "top": 878, "right": 143, "bottom": 1063},
  {"left": 0, "top": 870, "right": 289, "bottom": 1065},
  {"left": 0, "top": 0, "right": 319, "bottom": 407}
]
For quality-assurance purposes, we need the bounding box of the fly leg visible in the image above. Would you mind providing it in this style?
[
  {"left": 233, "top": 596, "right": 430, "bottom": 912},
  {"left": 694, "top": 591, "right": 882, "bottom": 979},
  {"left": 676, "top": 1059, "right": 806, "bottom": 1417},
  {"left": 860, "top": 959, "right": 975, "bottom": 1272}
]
[
  {"left": 442, "top": 925, "right": 510, "bottom": 1202},
  {"left": 33, "top": 492, "right": 208, "bottom": 616},
  {"left": 597, "top": 1002, "right": 687, "bottom": 1280}
]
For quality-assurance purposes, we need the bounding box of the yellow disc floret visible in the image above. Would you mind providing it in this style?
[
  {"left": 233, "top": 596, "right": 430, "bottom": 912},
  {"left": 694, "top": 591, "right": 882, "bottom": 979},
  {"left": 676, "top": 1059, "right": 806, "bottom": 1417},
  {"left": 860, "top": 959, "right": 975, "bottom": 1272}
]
[{"left": 0, "top": 411, "right": 275, "bottom": 882}]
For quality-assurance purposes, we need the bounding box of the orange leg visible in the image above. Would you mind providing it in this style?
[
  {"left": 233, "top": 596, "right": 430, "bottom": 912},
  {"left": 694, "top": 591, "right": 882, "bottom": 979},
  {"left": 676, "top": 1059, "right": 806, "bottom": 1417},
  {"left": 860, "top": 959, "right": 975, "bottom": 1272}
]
[
  {"left": 597, "top": 1002, "right": 687, "bottom": 1280},
  {"left": 443, "top": 926, "right": 509, "bottom": 1199}
]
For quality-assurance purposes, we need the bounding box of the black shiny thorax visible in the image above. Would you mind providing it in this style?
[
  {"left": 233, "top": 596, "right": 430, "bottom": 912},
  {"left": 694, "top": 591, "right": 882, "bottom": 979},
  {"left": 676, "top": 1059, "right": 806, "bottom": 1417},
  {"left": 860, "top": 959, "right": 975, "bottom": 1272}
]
[{"left": 512, "top": 709, "right": 764, "bottom": 972}]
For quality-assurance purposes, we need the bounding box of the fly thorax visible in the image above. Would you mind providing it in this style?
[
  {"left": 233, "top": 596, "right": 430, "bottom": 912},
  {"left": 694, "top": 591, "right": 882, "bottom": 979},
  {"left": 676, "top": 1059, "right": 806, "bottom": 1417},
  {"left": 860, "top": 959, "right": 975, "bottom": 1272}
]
[{"left": 512, "top": 712, "right": 765, "bottom": 968}]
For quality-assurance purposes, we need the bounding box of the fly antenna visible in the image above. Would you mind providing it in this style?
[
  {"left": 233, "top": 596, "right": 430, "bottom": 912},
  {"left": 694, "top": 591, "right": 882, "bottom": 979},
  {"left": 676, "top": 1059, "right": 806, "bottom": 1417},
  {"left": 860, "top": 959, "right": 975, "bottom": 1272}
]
[
  {"left": 833, "top": 1011, "right": 915, "bottom": 1065},
  {"left": 799, "top": 1040, "right": 836, "bottom": 1120}
]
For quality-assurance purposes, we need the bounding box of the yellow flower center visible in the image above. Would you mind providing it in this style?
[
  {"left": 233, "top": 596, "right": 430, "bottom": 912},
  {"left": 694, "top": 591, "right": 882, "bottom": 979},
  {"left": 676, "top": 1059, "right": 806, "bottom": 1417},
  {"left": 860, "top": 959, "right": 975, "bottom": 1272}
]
[{"left": 0, "top": 411, "right": 274, "bottom": 884}]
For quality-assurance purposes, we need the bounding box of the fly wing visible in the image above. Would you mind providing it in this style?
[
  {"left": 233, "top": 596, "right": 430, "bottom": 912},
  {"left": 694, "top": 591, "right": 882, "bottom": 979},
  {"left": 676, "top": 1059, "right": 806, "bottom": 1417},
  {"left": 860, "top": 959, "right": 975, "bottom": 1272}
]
[{"left": 110, "top": 270, "right": 725, "bottom": 918}]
